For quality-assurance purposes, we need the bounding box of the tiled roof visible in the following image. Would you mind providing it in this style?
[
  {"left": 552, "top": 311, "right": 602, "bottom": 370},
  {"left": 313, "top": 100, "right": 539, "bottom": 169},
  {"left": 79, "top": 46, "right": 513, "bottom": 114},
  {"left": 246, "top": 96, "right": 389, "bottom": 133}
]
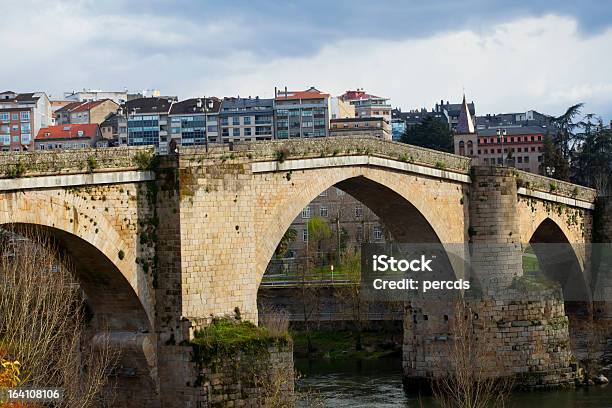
[
  {"left": 124, "top": 97, "right": 174, "bottom": 114},
  {"left": 339, "top": 90, "right": 384, "bottom": 101},
  {"left": 36, "top": 124, "right": 99, "bottom": 140},
  {"left": 170, "top": 97, "right": 221, "bottom": 115},
  {"left": 71, "top": 99, "right": 115, "bottom": 113},
  {"left": 275, "top": 87, "right": 329, "bottom": 101},
  {"left": 55, "top": 101, "right": 84, "bottom": 114}
]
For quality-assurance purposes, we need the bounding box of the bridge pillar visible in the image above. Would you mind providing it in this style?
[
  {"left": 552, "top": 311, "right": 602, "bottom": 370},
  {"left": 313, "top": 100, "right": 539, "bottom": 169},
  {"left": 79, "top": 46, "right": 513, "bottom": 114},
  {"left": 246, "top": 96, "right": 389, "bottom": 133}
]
[
  {"left": 403, "top": 166, "right": 580, "bottom": 392},
  {"left": 468, "top": 166, "right": 523, "bottom": 291}
]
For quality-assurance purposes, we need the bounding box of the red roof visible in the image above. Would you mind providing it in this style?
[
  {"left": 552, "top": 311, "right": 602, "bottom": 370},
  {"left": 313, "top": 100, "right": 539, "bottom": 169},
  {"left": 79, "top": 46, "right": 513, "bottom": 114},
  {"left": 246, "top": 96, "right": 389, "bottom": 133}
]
[
  {"left": 36, "top": 124, "right": 99, "bottom": 140},
  {"left": 339, "top": 89, "right": 384, "bottom": 101},
  {"left": 275, "top": 87, "right": 329, "bottom": 101},
  {"left": 70, "top": 99, "right": 112, "bottom": 113}
]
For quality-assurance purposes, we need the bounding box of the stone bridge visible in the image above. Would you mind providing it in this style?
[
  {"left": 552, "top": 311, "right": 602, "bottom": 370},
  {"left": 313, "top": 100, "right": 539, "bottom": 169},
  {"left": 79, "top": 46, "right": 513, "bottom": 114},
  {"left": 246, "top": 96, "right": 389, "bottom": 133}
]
[{"left": 0, "top": 136, "right": 609, "bottom": 406}]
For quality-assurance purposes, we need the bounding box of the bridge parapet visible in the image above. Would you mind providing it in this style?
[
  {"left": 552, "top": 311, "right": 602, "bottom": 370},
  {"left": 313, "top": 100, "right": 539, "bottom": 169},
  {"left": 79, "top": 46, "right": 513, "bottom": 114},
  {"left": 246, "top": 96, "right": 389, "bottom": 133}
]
[
  {"left": 514, "top": 168, "right": 596, "bottom": 202},
  {"left": 0, "top": 147, "right": 155, "bottom": 178},
  {"left": 230, "top": 136, "right": 472, "bottom": 173}
]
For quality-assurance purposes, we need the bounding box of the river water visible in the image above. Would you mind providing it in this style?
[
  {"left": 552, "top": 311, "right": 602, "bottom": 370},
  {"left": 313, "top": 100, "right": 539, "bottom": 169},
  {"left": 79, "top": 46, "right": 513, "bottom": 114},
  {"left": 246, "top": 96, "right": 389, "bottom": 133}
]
[{"left": 295, "top": 357, "right": 612, "bottom": 407}]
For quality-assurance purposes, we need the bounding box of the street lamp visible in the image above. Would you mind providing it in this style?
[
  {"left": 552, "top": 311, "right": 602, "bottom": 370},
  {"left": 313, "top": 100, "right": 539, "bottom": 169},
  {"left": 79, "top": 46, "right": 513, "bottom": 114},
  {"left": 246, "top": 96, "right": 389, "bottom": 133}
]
[
  {"left": 497, "top": 128, "right": 507, "bottom": 166},
  {"left": 197, "top": 97, "right": 215, "bottom": 153}
]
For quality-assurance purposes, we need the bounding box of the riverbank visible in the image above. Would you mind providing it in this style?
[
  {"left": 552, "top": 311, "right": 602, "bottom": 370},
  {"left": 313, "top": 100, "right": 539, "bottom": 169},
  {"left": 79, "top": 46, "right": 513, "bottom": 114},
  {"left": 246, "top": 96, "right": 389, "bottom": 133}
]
[{"left": 291, "top": 327, "right": 402, "bottom": 360}]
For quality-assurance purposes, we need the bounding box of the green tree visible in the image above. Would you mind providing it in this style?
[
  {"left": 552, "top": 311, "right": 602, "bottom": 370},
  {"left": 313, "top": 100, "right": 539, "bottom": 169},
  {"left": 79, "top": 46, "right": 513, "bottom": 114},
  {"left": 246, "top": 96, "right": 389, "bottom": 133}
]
[
  {"left": 307, "top": 216, "right": 332, "bottom": 264},
  {"left": 540, "top": 135, "right": 570, "bottom": 181},
  {"left": 400, "top": 116, "right": 453, "bottom": 153},
  {"left": 551, "top": 103, "right": 584, "bottom": 160},
  {"left": 274, "top": 228, "right": 297, "bottom": 258},
  {"left": 572, "top": 117, "right": 612, "bottom": 192}
]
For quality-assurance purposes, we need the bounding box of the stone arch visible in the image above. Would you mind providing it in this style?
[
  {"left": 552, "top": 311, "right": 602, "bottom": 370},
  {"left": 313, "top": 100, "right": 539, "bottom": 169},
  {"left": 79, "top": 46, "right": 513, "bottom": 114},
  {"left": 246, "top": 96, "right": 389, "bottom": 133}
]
[
  {"left": 0, "top": 191, "right": 151, "bottom": 331},
  {"left": 528, "top": 218, "right": 590, "bottom": 304},
  {"left": 254, "top": 166, "right": 467, "bottom": 287}
]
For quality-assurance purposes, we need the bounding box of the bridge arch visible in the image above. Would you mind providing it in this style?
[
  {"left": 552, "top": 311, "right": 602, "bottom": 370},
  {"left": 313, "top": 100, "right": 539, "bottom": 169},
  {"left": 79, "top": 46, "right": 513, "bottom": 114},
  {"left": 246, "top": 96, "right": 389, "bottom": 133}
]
[
  {"left": 0, "top": 191, "right": 151, "bottom": 331},
  {"left": 527, "top": 217, "right": 590, "bottom": 304},
  {"left": 254, "top": 165, "right": 468, "bottom": 286}
]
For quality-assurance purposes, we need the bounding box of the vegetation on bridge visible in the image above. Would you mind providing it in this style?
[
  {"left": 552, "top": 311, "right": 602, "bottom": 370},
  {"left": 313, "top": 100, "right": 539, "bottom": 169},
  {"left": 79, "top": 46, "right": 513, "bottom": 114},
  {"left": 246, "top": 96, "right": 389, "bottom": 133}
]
[{"left": 191, "top": 314, "right": 291, "bottom": 365}]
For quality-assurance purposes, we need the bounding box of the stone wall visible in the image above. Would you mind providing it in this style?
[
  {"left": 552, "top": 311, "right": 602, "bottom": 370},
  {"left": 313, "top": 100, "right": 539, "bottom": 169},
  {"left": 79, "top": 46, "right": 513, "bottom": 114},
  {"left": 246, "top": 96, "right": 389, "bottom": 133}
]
[
  {"left": 515, "top": 168, "right": 596, "bottom": 202},
  {"left": 403, "top": 289, "right": 580, "bottom": 390},
  {"left": 160, "top": 343, "right": 294, "bottom": 408},
  {"left": 0, "top": 146, "right": 155, "bottom": 178}
]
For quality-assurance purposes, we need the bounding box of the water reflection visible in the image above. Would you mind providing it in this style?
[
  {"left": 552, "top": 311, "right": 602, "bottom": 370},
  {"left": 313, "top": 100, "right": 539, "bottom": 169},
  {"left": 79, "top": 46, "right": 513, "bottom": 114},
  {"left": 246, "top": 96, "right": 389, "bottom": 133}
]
[{"left": 295, "top": 357, "right": 612, "bottom": 408}]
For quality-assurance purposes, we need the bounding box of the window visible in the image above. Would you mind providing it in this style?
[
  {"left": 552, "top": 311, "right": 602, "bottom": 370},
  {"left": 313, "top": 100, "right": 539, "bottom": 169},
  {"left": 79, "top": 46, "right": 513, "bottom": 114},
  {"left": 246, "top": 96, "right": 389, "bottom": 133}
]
[
  {"left": 356, "top": 226, "right": 363, "bottom": 243},
  {"left": 355, "top": 206, "right": 363, "bottom": 218},
  {"left": 517, "top": 157, "right": 523, "bottom": 163},
  {"left": 243, "top": 116, "right": 251, "bottom": 125},
  {"left": 524, "top": 156, "right": 530, "bottom": 163},
  {"left": 20, "top": 123, "right": 30, "bottom": 133},
  {"left": 244, "top": 127, "right": 252, "bottom": 136},
  {"left": 302, "top": 206, "right": 311, "bottom": 219},
  {"left": 336, "top": 188, "right": 344, "bottom": 196},
  {"left": 0, "top": 113, "right": 8, "bottom": 122},
  {"left": 373, "top": 227, "right": 382, "bottom": 241},
  {"left": 20, "top": 111, "right": 29, "bottom": 121},
  {"left": 319, "top": 206, "right": 328, "bottom": 217},
  {"left": 232, "top": 128, "right": 240, "bottom": 137},
  {"left": 232, "top": 117, "right": 240, "bottom": 126},
  {"left": 11, "top": 113, "right": 18, "bottom": 121},
  {"left": 303, "top": 228, "right": 308, "bottom": 242}
]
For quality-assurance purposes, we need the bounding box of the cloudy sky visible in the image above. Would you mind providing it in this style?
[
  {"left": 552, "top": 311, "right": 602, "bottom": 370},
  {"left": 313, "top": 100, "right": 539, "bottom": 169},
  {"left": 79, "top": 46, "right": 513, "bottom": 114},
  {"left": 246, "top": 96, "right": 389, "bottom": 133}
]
[{"left": 3, "top": 0, "right": 612, "bottom": 120}]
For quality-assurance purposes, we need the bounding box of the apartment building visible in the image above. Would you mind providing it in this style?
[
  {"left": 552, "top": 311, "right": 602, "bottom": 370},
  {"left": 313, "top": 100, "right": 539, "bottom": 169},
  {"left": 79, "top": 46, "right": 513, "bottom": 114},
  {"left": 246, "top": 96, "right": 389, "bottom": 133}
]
[
  {"left": 35, "top": 123, "right": 103, "bottom": 150},
  {"left": 475, "top": 110, "right": 552, "bottom": 130},
  {"left": 118, "top": 97, "right": 175, "bottom": 154},
  {"left": 55, "top": 99, "right": 119, "bottom": 125},
  {"left": 274, "top": 87, "right": 330, "bottom": 139},
  {"left": 339, "top": 89, "right": 392, "bottom": 123},
  {"left": 476, "top": 127, "right": 546, "bottom": 173},
  {"left": 329, "top": 97, "right": 355, "bottom": 119},
  {"left": 330, "top": 117, "right": 391, "bottom": 140},
  {"left": 168, "top": 97, "right": 221, "bottom": 146},
  {"left": 218, "top": 97, "right": 274, "bottom": 143},
  {"left": 453, "top": 95, "right": 546, "bottom": 174},
  {"left": 64, "top": 89, "right": 128, "bottom": 104},
  {"left": 277, "top": 187, "right": 388, "bottom": 266},
  {"left": 0, "top": 91, "right": 52, "bottom": 151}
]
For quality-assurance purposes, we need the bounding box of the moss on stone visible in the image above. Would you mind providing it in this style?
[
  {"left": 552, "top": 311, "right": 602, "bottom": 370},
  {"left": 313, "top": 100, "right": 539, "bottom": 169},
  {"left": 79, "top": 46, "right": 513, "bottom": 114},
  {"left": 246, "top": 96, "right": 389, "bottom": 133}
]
[{"left": 191, "top": 318, "right": 290, "bottom": 365}]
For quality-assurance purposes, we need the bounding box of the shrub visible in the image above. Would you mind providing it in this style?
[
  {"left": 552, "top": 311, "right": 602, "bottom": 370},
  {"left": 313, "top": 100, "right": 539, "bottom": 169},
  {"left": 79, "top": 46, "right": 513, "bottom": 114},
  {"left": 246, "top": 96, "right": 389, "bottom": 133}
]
[
  {"left": 275, "top": 147, "right": 290, "bottom": 163},
  {"left": 86, "top": 155, "right": 98, "bottom": 173}
]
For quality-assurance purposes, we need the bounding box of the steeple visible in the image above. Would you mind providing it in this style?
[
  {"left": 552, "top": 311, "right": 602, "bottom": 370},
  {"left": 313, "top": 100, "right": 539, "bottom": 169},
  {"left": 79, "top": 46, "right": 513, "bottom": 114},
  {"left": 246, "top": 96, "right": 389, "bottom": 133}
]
[{"left": 456, "top": 94, "right": 475, "bottom": 134}]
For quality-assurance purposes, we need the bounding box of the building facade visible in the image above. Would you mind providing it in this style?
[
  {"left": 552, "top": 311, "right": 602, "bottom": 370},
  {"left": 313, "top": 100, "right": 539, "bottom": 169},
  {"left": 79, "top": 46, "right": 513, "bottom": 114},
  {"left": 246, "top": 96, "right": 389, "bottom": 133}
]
[
  {"left": 35, "top": 123, "right": 103, "bottom": 150},
  {"left": 55, "top": 99, "right": 119, "bottom": 125},
  {"left": 274, "top": 87, "right": 330, "bottom": 139},
  {"left": 339, "top": 89, "right": 391, "bottom": 123},
  {"left": 476, "top": 127, "right": 546, "bottom": 173},
  {"left": 330, "top": 117, "right": 391, "bottom": 140},
  {"left": 0, "top": 91, "right": 52, "bottom": 151},
  {"left": 277, "top": 187, "right": 388, "bottom": 267},
  {"left": 118, "top": 97, "right": 175, "bottom": 154},
  {"left": 168, "top": 97, "right": 221, "bottom": 147},
  {"left": 218, "top": 97, "right": 274, "bottom": 143},
  {"left": 452, "top": 95, "right": 546, "bottom": 174}
]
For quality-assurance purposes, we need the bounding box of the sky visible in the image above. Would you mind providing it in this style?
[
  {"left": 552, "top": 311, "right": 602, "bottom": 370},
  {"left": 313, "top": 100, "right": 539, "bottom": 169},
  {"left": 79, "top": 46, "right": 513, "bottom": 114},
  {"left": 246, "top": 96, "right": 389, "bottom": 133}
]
[{"left": 3, "top": 0, "right": 612, "bottom": 121}]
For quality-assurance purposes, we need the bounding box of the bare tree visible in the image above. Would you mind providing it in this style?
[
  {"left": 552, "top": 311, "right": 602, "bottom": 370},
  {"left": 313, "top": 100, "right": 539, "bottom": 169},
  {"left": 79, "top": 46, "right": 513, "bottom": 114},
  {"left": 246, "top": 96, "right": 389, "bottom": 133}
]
[
  {"left": 334, "top": 250, "right": 366, "bottom": 351},
  {"left": 433, "top": 300, "right": 513, "bottom": 408},
  {"left": 0, "top": 229, "right": 117, "bottom": 408}
]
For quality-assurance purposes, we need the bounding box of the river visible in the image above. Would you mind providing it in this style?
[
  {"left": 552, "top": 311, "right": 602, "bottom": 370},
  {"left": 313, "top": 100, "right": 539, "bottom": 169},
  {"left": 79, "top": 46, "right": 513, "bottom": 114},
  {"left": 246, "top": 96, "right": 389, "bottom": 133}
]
[{"left": 295, "top": 357, "right": 612, "bottom": 407}]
